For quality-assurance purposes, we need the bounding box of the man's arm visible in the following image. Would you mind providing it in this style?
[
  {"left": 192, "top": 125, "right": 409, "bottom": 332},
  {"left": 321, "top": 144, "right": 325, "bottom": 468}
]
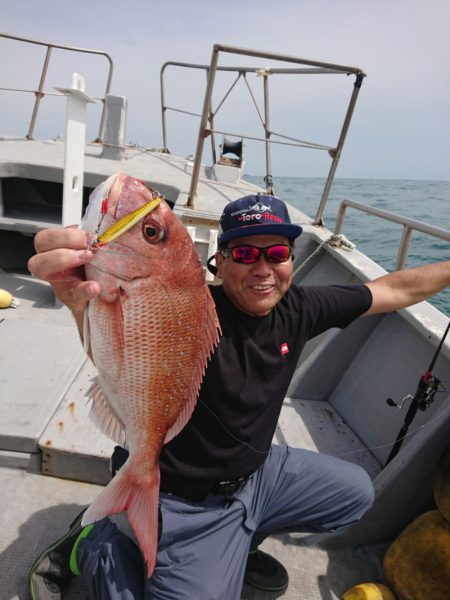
[{"left": 364, "top": 260, "right": 450, "bottom": 316}]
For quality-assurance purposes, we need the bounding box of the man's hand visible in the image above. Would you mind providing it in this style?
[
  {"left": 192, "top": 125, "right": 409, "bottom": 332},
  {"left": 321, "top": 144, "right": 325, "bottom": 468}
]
[{"left": 28, "top": 227, "right": 101, "bottom": 315}]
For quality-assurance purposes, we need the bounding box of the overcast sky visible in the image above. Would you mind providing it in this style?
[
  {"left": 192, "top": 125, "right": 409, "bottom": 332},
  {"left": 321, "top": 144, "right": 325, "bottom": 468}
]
[{"left": 1, "top": 0, "right": 449, "bottom": 180}]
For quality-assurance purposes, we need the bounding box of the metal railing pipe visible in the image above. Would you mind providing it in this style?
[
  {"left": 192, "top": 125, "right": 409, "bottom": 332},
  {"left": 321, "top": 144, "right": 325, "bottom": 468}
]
[
  {"left": 396, "top": 226, "right": 414, "bottom": 270},
  {"left": 0, "top": 32, "right": 113, "bottom": 142},
  {"left": 96, "top": 60, "right": 114, "bottom": 142},
  {"left": 187, "top": 46, "right": 220, "bottom": 207},
  {"left": 335, "top": 199, "right": 450, "bottom": 269},
  {"left": 27, "top": 46, "right": 52, "bottom": 139},
  {"left": 263, "top": 72, "right": 273, "bottom": 193},
  {"left": 207, "top": 68, "right": 217, "bottom": 165},
  {"left": 214, "top": 44, "right": 364, "bottom": 76},
  {"left": 160, "top": 66, "right": 168, "bottom": 152},
  {"left": 314, "top": 73, "right": 366, "bottom": 225}
]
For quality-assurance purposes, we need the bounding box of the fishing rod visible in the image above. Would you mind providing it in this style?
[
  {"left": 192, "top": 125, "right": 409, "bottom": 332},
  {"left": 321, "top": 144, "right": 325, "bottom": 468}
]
[{"left": 385, "top": 319, "right": 450, "bottom": 466}]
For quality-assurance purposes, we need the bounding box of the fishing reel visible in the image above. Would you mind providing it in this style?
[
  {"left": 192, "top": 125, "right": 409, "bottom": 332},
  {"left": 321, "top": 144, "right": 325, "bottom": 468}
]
[
  {"left": 385, "top": 321, "right": 449, "bottom": 466},
  {"left": 386, "top": 374, "right": 441, "bottom": 412}
]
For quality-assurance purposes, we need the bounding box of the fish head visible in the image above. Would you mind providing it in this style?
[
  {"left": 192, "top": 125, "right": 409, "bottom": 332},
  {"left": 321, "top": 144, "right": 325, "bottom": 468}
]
[{"left": 81, "top": 173, "right": 201, "bottom": 300}]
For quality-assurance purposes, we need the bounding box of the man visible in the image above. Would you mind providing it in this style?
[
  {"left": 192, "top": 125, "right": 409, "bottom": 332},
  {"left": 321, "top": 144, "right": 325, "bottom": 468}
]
[{"left": 28, "top": 194, "right": 450, "bottom": 600}]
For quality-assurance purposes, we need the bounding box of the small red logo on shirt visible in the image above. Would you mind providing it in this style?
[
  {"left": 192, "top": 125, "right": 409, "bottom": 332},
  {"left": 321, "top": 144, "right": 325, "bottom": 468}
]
[{"left": 280, "top": 342, "right": 289, "bottom": 355}]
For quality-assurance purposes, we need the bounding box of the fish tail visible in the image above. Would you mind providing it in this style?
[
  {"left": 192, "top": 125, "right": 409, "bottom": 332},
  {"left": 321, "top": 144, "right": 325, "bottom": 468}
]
[{"left": 81, "top": 463, "right": 160, "bottom": 577}]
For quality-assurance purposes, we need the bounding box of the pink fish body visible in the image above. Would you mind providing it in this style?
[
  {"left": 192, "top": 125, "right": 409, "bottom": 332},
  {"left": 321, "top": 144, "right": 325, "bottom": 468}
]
[{"left": 80, "top": 173, "right": 220, "bottom": 575}]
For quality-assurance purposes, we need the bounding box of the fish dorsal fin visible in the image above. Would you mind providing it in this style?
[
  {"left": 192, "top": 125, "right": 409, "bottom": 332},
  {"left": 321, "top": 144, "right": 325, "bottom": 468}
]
[
  {"left": 164, "top": 287, "right": 221, "bottom": 444},
  {"left": 87, "top": 378, "right": 126, "bottom": 445}
]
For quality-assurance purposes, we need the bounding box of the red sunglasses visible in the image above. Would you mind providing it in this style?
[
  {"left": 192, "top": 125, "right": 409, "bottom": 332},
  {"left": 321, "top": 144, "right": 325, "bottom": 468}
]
[{"left": 220, "top": 244, "right": 293, "bottom": 264}]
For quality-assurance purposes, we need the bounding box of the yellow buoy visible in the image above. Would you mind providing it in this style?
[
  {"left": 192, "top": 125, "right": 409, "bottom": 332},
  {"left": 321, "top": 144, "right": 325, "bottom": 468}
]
[
  {"left": 383, "top": 510, "right": 450, "bottom": 600},
  {"left": 0, "top": 288, "right": 20, "bottom": 308},
  {"left": 342, "top": 582, "right": 396, "bottom": 600}
]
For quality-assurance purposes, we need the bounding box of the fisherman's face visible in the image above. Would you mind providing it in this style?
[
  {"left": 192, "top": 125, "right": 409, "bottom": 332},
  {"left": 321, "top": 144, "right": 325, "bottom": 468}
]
[{"left": 216, "top": 234, "right": 293, "bottom": 317}]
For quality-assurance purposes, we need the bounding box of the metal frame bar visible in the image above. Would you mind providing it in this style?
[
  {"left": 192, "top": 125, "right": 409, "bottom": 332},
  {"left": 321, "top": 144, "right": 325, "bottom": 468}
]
[
  {"left": 334, "top": 199, "right": 450, "bottom": 270},
  {"left": 201, "top": 128, "right": 333, "bottom": 150},
  {"left": 262, "top": 72, "right": 272, "bottom": 193},
  {"left": 0, "top": 32, "right": 113, "bottom": 141},
  {"left": 314, "top": 72, "right": 365, "bottom": 225}
]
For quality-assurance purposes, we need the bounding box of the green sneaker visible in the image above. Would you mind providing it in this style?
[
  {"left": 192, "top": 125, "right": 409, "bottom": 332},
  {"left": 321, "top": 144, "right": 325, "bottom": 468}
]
[
  {"left": 244, "top": 549, "right": 289, "bottom": 592},
  {"left": 29, "top": 508, "right": 90, "bottom": 600}
]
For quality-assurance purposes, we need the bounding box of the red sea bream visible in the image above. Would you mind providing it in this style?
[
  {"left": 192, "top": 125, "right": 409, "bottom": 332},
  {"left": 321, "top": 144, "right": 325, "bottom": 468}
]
[{"left": 79, "top": 173, "right": 220, "bottom": 575}]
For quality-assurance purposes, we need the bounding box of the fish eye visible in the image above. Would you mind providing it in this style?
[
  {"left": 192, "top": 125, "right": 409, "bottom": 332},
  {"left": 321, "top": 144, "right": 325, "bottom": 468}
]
[{"left": 142, "top": 216, "right": 164, "bottom": 243}]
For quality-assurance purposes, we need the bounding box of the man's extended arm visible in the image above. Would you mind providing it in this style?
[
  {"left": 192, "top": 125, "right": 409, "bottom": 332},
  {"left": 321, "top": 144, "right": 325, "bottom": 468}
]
[{"left": 364, "top": 260, "right": 450, "bottom": 316}]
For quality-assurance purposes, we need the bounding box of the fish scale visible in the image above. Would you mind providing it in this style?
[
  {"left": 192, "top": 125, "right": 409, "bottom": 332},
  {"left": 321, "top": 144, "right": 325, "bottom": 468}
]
[{"left": 79, "top": 172, "right": 221, "bottom": 576}]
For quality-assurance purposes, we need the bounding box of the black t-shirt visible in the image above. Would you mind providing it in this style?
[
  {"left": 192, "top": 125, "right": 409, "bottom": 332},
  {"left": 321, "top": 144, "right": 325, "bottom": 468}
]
[{"left": 159, "top": 284, "right": 372, "bottom": 482}]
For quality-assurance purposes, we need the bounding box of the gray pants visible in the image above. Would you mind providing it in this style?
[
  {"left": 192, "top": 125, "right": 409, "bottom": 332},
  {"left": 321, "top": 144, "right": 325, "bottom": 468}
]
[{"left": 77, "top": 445, "right": 374, "bottom": 600}]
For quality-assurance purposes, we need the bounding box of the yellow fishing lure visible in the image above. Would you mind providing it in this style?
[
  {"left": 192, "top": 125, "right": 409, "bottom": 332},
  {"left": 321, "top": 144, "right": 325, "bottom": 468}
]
[{"left": 94, "top": 197, "right": 162, "bottom": 247}]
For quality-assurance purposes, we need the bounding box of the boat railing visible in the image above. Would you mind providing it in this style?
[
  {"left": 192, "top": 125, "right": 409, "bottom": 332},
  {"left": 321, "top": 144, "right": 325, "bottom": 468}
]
[
  {"left": 160, "top": 44, "right": 366, "bottom": 213},
  {"left": 0, "top": 32, "right": 113, "bottom": 142},
  {"left": 335, "top": 199, "right": 450, "bottom": 270}
]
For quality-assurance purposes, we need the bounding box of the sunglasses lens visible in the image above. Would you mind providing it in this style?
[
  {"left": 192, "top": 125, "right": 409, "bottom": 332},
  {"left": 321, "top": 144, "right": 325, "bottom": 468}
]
[
  {"left": 231, "top": 245, "right": 260, "bottom": 263},
  {"left": 229, "top": 245, "right": 292, "bottom": 264},
  {"left": 266, "top": 245, "right": 291, "bottom": 262}
]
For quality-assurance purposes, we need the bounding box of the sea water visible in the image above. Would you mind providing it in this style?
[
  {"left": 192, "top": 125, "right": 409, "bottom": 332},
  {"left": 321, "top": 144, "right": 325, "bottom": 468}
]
[{"left": 246, "top": 176, "right": 450, "bottom": 317}]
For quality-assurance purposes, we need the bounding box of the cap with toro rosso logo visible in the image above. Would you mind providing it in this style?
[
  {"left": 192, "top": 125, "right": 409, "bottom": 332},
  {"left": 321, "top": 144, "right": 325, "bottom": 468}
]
[{"left": 218, "top": 194, "right": 302, "bottom": 246}]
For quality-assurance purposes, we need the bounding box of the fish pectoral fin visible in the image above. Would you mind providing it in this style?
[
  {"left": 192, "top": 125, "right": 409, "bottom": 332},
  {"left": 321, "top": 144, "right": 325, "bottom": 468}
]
[{"left": 87, "top": 378, "right": 126, "bottom": 444}]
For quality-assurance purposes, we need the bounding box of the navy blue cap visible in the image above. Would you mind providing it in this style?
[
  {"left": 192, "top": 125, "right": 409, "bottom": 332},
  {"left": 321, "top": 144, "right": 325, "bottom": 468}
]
[{"left": 218, "top": 194, "right": 302, "bottom": 246}]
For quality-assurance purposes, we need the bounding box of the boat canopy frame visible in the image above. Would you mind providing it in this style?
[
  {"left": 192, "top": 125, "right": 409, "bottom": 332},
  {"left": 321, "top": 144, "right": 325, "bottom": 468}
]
[{"left": 160, "top": 44, "right": 366, "bottom": 223}]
